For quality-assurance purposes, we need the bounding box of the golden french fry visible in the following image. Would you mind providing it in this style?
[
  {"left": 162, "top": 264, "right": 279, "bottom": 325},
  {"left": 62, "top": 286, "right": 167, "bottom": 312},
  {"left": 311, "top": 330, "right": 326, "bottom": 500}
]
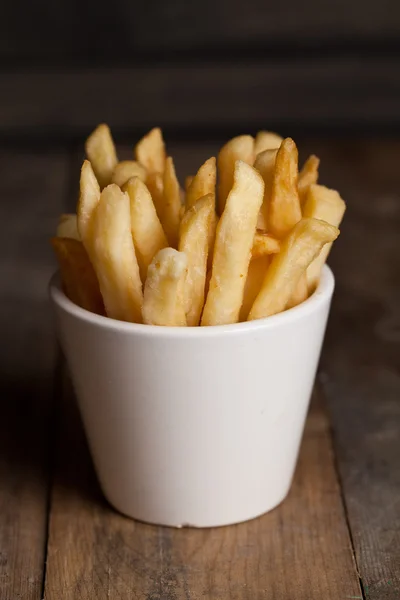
[
  {"left": 252, "top": 231, "right": 280, "bottom": 258},
  {"left": 111, "top": 161, "right": 147, "bottom": 187},
  {"left": 248, "top": 218, "right": 339, "bottom": 320},
  {"left": 135, "top": 127, "right": 166, "bottom": 174},
  {"left": 85, "top": 124, "right": 118, "bottom": 189},
  {"left": 268, "top": 138, "right": 302, "bottom": 238},
  {"left": 201, "top": 161, "right": 264, "bottom": 326},
  {"left": 286, "top": 273, "right": 308, "bottom": 309},
  {"left": 204, "top": 268, "right": 211, "bottom": 302},
  {"left": 254, "top": 131, "right": 283, "bottom": 156},
  {"left": 162, "top": 157, "right": 182, "bottom": 248},
  {"left": 239, "top": 256, "right": 270, "bottom": 322},
  {"left": 57, "top": 214, "right": 80, "bottom": 240},
  {"left": 123, "top": 177, "right": 168, "bottom": 281},
  {"left": 303, "top": 184, "right": 346, "bottom": 290},
  {"left": 179, "top": 194, "right": 214, "bottom": 326},
  {"left": 91, "top": 184, "right": 143, "bottom": 323},
  {"left": 142, "top": 248, "right": 187, "bottom": 326},
  {"left": 77, "top": 160, "right": 100, "bottom": 249},
  {"left": 217, "top": 135, "right": 254, "bottom": 215},
  {"left": 253, "top": 148, "right": 278, "bottom": 229},
  {"left": 298, "top": 155, "right": 320, "bottom": 205},
  {"left": 186, "top": 157, "right": 216, "bottom": 210},
  {"left": 185, "top": 175, "right": 194, "bottom": 194},
  {"left": 146, "top": 172, "right": 164, "bottom": 221},
  {"left": 184, "top": 156, "right": 218, "bottom": 262},
  {"left": 51, "top": 237, "right": 104, "bottom": 315}
]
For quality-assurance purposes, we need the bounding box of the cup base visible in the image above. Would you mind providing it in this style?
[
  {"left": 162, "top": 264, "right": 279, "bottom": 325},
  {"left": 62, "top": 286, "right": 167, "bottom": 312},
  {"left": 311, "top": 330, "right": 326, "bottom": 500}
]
[{"left": 103, "top": 488, "right": 291, "bottom": 529}]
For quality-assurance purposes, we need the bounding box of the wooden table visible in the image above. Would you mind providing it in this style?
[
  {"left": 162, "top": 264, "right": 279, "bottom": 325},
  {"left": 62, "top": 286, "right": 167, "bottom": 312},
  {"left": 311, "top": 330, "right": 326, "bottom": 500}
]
[{"left": 0, "top": 137, "right": 399, "bottom": 600}]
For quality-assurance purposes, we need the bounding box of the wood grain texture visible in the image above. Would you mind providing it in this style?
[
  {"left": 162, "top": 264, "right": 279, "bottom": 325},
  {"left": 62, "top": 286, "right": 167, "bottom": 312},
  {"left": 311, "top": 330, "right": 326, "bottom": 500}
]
[
  {"left": 304, "top": 139, "right": 400, "bottom": 599},
  {"left": 1, "top": 58, "right": 400, "bottom": 140},
  {"left": 0, "top": 150, "right": 69, "bottom": 599},
  {"left": 3, "top": 138, "right": 398, "bottom": 598},
  {"left": 0, "top": 0, "right": 400, "bottom": 60},
  {"left": 43, "top": 378, "right": 361, "bottom": 599}
]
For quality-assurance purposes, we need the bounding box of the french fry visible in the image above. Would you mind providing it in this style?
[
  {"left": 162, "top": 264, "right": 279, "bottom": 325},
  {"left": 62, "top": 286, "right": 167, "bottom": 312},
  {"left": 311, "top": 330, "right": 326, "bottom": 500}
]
[
  {"left": 248, "top": 218, "right": 339, "bottom": 321},
  {"left": 186, "top": 157, "right": 216, "bottom": 210},
  {"left": 298, "top": 155, "right": 320, "bottom": 205},
  {"left": 57, "top": 214, "right": 80, "bottom": 241},
  {"left": 201, "top": 161, "right": 264, "bottom": 326},
  {"left": 239, "top": 256, "right": 270, "bottom": 322},
  {"left": 135, "top": 127, "right": 166, "bottom": 174},
  {"left": 179, "top": 194, "right": 214, "bottom": 326},
  {"left": 254, "top": 149, "right": 278, "bottom": 229},
  {"left": 91, "top": 184, "right": 143, "bottom": 323},
  {"left": 123, "top": 177, "right": 168, "bottom": 281},
  {"left": 85, "top": 124, "right": 118, "bottom": 189},
  {"left": 146, "top": 172, "right": 164, "bottom": 221},
  {"left": 303, "top": 184, "right": 346, "bottom": 290},
  {"left": 268, "top": 138, "right": 302, "bottom": 239},
  {"left": 162, "top": 157, "right": 182, "bottom": 248},
  {"left": 254, "top": 131, "right": 283, "bottom": 156},
  {"left": 185, "top": 157, "right": 218, "bottom": 263},
  {"left": 77, "top": 160, "right": 100, "bottom": 250},
  {"left": 51, "top": 237, "right": 104, "bottom": 315},
  {"left": 286, "top": 273, "right": 308, "bottom": 309},
  {"left": 217, "top": 135, "right": 254, "bottom": 215},
  {"left": 111, "top": 161, "right": 147, "bottom": 187},
  {"left": 252, "top": 231, "right": 280, "bottom": 258},
  {"left": 185, "top": 175, "right": 194, "bottom": 195},
  {"left": 142, "top": 248, "right": 187, "bottom": 326}
]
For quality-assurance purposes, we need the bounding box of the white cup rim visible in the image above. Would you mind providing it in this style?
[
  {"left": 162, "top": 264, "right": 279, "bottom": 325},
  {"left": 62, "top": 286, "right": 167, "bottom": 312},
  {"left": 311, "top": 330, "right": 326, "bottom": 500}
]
[{"left": 49, "top": 265, "right": 334, "bottom": 338}]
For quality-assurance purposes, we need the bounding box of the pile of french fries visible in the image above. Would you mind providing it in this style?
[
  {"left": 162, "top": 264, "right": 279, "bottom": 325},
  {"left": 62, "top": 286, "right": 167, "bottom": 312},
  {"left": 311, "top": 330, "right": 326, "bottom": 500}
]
[{"left": 52, "top": 125, "right": 345, "bottom": 326}]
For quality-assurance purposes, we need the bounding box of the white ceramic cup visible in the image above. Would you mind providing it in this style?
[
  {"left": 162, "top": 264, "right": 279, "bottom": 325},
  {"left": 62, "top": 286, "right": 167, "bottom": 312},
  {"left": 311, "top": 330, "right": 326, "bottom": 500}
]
[{"left": 50, "top": 266, "right": 334, "bottom": 528}]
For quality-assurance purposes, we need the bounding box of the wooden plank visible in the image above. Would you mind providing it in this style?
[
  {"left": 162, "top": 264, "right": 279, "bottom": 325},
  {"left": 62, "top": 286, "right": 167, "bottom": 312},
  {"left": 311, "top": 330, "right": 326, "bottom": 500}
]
[
  {"left": 1, "top": 58, "right": 400, "bottom": 140},
  {"left": 1, "top": 0, "right": 400, "bottom": 61},
  {"left": 305, "top": 139, "right": 400, "bottom": 599},
  {"left": 0, "top": 149, "right": 69, "bottom": 599},
  {"left": 44, "top": 379, "right": 361, "bottom": 599}
]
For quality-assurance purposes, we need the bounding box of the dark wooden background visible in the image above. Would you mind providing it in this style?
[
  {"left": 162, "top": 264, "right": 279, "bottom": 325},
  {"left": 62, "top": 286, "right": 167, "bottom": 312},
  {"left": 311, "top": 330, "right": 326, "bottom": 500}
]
[
  {"left": 1, "top": 0, "right": 400, "bottom": 142},
  {"left": 1, "top": 3, "right": 400, "bottom": 599}
]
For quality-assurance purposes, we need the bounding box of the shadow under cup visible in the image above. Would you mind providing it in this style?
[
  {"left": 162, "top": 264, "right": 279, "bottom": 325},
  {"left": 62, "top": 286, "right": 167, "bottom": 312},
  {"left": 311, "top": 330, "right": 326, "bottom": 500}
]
[{"left": 50, "top": 266, "right": 334, "bottom": 528}]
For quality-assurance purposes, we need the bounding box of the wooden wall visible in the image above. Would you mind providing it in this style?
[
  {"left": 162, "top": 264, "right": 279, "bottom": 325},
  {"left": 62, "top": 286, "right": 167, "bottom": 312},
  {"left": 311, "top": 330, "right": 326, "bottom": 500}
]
[{"left": 1, "top": 0, "right": 400, "bottom": 140}]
